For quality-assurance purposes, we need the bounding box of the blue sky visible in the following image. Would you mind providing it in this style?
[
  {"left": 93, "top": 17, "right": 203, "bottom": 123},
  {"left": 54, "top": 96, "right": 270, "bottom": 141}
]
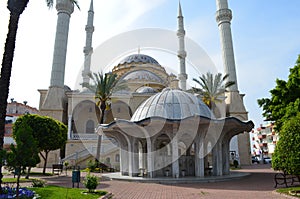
[{"left": 1, "top": 0, "right": 300, "bottom": 128}]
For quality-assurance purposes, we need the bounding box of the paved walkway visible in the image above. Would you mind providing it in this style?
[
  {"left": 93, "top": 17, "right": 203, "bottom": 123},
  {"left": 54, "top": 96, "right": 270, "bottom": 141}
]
[
  {"left": 97, "top": 164, "right": 287, "bottom": 199},
  {"left": 5, "top": 164, "right": 291, "bottom": 198}
]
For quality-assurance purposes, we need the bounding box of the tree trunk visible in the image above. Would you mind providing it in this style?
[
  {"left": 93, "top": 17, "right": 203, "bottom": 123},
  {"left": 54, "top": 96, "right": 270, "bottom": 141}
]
[
  {"left": 25, "top": 166, "right": 31, "bottom": 179},
  {"left": 0, "top": 0, "right": 29, "bottom": 188},
  {"left": 95, "top": 101, "right": 105, "bottom": 163},
  {"left": 0, "top": 12, "right": 21, "bottom": 189},
  {"left": 41, "top": 151, "right": 49, "bottom": 175},
  {"left": 16, "top": 171, "right": 21, "bottom": 199}
]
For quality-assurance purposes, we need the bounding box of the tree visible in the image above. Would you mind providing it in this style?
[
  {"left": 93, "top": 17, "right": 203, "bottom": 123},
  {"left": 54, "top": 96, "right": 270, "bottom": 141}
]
[
  {"left": 13, "top": 114, "right": 67, "bottom": 174},
  {"left": 258, "top": 55, "right": 300, "bottom": 130},
  {"left": 192, "top": 72, "right": 235, "bottom": 114},
  {"left": 83, "top": 72, "right": 119, "bottom": 162},
  {"left": 84, "top": 72, "right": 118, "bottom": 124},
  {"left": 0, "top": 0, "right": 79, "bottom": 186},
  {"left": 272, "top": 113, "right": 300, "bottom": 175},
  {"left": 7, "top": 122, "right": 40, "bottom": 198}
]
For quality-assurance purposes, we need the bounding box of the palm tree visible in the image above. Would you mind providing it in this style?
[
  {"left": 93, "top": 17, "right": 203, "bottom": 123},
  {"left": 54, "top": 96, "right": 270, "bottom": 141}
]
[
  {"left": 83, "top": 72, "right": 119, "bottom": 162},
  {"left": 0, "top": 0, "right": 79, "bottom": 187},
  {"left": 192, "top": 72, "right": 235, "bottom": 109}
]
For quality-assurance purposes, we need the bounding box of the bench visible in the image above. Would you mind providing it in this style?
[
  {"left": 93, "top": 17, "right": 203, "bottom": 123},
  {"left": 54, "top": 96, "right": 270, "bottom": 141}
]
[
  {"left": 52, "top": 164, "right": 63, "bottom": 175},
  {"left": 274, "top": 172, "right": 300, "bottom": 188}
]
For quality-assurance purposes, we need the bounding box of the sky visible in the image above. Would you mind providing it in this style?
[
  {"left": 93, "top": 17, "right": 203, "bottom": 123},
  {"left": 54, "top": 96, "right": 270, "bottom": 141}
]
[{"left": 1, "top": 0, "right": 300, "bottom": 129}]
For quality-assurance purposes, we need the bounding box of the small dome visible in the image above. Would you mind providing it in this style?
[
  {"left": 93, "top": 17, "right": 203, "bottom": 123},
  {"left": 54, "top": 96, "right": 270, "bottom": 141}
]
[
  {"left": 120, "top": 70, "right": 164, "bottom": 84},
  {"left": 131, "top": 88, "right": 214, "bottom": 122},
  {"left": 136, "top": 86, "right": 157, "bottom": 94},
  {"left": 118, "top": 54, "right": 160, "bottom": 66}
]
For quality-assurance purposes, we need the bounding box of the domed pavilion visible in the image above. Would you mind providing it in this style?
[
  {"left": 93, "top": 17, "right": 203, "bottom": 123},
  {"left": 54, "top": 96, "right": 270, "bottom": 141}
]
[{"left": 97, "top": 88, "right": 253, "bottom": 178}]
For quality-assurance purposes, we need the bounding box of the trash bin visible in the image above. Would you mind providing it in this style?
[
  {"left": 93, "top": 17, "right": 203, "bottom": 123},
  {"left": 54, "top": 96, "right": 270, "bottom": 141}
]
[{"left": 72, "top": 167, "right": 80, "bottom": 188}]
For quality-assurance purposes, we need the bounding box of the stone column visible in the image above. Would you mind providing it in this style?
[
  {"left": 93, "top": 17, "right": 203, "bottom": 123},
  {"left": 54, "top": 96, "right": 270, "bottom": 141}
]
[
  {"left": 195, "top": 138, "right": 205, "bottom": 177},
  {"left": 147, "top": 138, "right": 154, "bottom": 178},
  {"left": 172, "top": 128, "right": 179, "bottom": 178},
  {"left": 120, "top": 147, "right": 129, "bottom": 176},
  {"left": 67, "top": 115, "right": 72, "bottom": 139},
  {"left": 222, "top": 138, "right": 230, "bottom": 175},
  {"left": 130, "top": 139, "right": 139, "bottom": 177},
  {"left": 212, "top": 141, "right": 223, "bottom": 176}
]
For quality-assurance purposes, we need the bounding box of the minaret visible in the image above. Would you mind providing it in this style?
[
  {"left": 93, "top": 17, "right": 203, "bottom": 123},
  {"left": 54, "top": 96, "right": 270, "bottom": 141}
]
[
  {"left": 215, "top": 0, "right": 238, "bottom": 91},
  {"left": 50, "top": 0, "right": 74, "bottom": 88},
  {"left": 40, "top": 0, "right": 74, "bottom": 121},
  {"left": 215, "top": 0, "right": 250, "bottom": 166},
  {"left": 82, "top": 0, "right": 94, "bottom": 86},
  {"left": 177, "top": 1, "right": 187, "bottom": 91}
]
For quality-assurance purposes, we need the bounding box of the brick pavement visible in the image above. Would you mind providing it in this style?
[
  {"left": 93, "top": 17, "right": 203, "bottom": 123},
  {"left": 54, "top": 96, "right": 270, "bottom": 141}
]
[{"left": 11, "top": 164, "right": 290, "bottom": 199}]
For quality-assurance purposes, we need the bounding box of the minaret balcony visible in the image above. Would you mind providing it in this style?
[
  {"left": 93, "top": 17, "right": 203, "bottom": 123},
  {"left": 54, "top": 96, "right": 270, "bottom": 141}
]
[{"left": 71, "top": 133, "right": 98, "bottom": 140}]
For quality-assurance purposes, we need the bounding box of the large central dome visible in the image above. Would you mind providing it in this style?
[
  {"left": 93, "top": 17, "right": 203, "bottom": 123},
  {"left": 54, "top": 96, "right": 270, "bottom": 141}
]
[
  {"left": 118, "top": 54, "right": 160, "bottom": 66},
  {"left": 131, "top": 88, "right": 214, "bottom": 122}
]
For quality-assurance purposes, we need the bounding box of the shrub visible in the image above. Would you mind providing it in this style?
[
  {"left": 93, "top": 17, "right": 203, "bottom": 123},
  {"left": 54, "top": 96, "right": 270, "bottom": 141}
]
[
  {"left": 31, "top": 179, "right": 46, "bottom": 187},
  {"left": 87, "top": 160, "right": 97, "bottom": 172},
  {"left": 83, "top": 174, "right": 99, "bottom": 192}
]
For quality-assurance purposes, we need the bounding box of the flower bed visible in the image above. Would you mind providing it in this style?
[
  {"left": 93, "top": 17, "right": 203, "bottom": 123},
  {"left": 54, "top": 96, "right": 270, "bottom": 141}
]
[{"left": 0, "top": 187, "right": 37, "bottom": 199}]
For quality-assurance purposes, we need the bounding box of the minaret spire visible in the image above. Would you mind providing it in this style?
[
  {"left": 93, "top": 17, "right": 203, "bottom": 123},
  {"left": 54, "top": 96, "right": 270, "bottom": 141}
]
[
  {"left": 50, "top": 0, "right": 74, "bottom": 88},
  {"left": 40, "top": 0, "right": 74, "bottom": 120},
  {"left": 82, "top": 0, "right": 94, "bottom": 86},
  {"left": 215, "top": 0, "right": 238, "bottom": 91},
  {"left": 177, "top": 1, "right": 187, "bottom": 91}
]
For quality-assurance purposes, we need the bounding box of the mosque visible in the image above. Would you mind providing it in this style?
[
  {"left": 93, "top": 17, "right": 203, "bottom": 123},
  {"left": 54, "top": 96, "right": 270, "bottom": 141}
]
[{"left": 38, "top": 0, "right": 254, "bottom": 178}]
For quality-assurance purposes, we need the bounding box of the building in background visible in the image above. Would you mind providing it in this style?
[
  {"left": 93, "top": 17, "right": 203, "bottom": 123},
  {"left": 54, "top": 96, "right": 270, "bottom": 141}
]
[
  {"left": 251, "top": 123, "right": 278, "bottom": 160},
  {"left": 4, "top": 99, "right": 39, "bottom": 149}
]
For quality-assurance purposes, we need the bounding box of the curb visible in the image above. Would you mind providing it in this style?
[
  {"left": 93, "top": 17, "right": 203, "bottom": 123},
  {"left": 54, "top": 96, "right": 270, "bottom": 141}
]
[
  {"left": 99, "top": 192, "right": 113, "bottom": 199},
  {"left": 272, "top": 190, "right": 297, "bottom": 199}
]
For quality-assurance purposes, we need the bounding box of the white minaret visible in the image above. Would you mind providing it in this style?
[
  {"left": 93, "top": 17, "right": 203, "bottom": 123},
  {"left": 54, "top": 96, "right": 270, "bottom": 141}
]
[
  {"left": 50, "top": 0, "right": 74, "bottom": 88},
  {"left": 82, "top": 0, "right": 94, "bottom": 86},
  {"left": 215, "top": 0, "right": 238, "bottom": 91},
  {"left": 177, "top": 1, "right": 187, "bottom": 91},
  {"left": 40, "top": 0, "right": 74, "bottom": 121},
  {"left": 215, "top": 0, "right": 251, "bottom": 166}
]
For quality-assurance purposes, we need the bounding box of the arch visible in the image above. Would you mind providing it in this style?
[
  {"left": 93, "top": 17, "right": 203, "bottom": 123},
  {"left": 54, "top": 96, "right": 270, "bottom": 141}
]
[
  {"left": 111, "top": 100, "right": 132, "bottom": 120},
  {"left": 115, "top": 154, "right": 120, "bottom": 162},
  {"left": 86, "top": 120, "right": 95, "bottom": 134},
  {"left": 72, "top": 100, "right": 100, "bottom": 134}
]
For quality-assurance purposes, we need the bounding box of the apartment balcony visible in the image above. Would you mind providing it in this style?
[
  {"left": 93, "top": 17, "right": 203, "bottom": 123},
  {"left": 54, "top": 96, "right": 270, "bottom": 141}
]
[
  {"left": 259, "top": 143, "right": 268, "bottom": 147},
  {"left": 257, "top": 134, "right": 267, "bottom": 139}
]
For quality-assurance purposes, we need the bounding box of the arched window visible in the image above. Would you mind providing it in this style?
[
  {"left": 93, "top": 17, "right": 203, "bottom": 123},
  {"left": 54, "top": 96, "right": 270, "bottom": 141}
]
[
  {"left": 115, "top": 154, "right": 120, "bottom": 162},
  {"left": 86, "top": 120, "right": 95, "bottom": 134},
  {"left": 106, "top": 157, "right": 111, "bottom": 164}
]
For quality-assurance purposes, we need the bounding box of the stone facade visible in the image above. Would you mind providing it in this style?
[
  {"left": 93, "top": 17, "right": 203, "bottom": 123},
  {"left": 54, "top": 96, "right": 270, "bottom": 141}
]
[{"left": 37, "top": 0, "right": 253, "bottom": 170}]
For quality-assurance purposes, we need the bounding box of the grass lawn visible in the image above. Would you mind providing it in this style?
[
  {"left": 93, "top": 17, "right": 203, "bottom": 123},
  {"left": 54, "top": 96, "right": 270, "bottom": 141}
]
[
  {"left": 2, "top": 177, "right": 34, "bottom": 183},
  {"left": 29, "top": 185, "right": 107, "bottom": 199},
  {"left": 277, "top": 186, "right": 300, "bottom": 198}
]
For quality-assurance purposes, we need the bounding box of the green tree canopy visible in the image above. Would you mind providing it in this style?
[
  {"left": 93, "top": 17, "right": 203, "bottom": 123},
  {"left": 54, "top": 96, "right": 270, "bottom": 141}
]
[
  {"left": 272, "top": 113, "right": 300, "bottom": 175},
  {"left": 13, "top": 114, "right": 67, "bottom": 174},
  {"left": 7, "top": 122, "right": 40, "bottom": 197},
  {"left": 0, "top": 0, "right": 79, "bottom": 185},
  {"left": 258, "top": 55, "right": 300, "bottom": 130}
]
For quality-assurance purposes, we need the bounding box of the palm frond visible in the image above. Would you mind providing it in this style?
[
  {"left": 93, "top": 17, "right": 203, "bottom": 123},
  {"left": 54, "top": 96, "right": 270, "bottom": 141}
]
[
  {"left": 192, "top": 72, "right": 235, "bottom": 109},
  {"left": 71, "top": 0, "right": 80, "bottom": 10},
  {"left": 46, "top": 0, "right": 54, "bottom": 8}
]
